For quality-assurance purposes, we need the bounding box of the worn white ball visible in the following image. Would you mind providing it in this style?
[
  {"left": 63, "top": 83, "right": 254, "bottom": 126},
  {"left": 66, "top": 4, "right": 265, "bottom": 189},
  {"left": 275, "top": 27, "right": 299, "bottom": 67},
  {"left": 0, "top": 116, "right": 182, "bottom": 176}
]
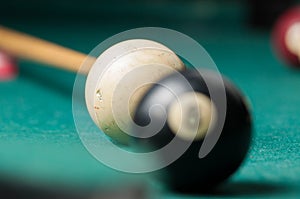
[{"left": 85, "top": 39, "right": 185, "bottom": 144}]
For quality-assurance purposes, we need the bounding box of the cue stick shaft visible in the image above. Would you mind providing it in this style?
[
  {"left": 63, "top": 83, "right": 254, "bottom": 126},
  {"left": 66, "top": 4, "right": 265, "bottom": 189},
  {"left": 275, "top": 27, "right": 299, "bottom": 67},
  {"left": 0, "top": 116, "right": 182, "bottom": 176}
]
[{"left": 0, "top": 26, "right": 95, "bottom": 74}]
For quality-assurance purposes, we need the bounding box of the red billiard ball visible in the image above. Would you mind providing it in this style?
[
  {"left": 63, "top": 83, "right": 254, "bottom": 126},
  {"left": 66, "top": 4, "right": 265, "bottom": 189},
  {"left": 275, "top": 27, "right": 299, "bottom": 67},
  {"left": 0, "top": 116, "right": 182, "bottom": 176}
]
[
  {"left": 272, "top": 6, "right": 300, "bottom": 67},
  {"left": 0, "top": 51, "right": 18, "bottom": 81}
]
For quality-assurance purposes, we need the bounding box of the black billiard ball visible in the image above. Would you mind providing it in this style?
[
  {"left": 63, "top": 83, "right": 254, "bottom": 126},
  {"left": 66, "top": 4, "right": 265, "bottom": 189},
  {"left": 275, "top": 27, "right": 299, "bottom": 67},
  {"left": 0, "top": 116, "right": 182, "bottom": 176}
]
[{"left": 133, "top": 69, "right": 252, "bottom": 192}]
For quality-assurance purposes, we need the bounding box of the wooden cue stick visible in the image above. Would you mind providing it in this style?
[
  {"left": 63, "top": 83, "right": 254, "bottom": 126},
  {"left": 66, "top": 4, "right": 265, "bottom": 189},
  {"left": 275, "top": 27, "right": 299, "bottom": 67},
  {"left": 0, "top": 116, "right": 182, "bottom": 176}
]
[{"left": 0, "top": 26, "right": 96, "bottom": 74}]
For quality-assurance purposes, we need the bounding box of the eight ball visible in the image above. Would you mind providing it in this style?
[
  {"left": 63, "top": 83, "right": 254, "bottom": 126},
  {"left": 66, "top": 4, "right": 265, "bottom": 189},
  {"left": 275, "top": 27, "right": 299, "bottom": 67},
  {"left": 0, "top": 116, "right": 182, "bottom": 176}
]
[{"left": 133, "top": 69, "right": 252, "bottom": 192}]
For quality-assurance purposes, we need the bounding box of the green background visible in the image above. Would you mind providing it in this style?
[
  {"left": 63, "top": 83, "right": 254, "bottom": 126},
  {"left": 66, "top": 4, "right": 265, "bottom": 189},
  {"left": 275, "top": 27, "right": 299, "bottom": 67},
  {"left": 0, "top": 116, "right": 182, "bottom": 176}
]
[{"left": 1, "top": 0, "right": 300, "bottom": 198}]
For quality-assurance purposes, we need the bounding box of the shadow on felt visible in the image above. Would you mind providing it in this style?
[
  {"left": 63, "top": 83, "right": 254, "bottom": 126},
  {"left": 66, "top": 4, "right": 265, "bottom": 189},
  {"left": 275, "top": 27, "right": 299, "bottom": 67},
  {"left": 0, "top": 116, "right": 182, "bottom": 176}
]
[
  {"left": 171, "top": 180, "right": 292, "bottom": 197},
  {"left": 214, "top": 180, "right": 291, "bottom": 197}
]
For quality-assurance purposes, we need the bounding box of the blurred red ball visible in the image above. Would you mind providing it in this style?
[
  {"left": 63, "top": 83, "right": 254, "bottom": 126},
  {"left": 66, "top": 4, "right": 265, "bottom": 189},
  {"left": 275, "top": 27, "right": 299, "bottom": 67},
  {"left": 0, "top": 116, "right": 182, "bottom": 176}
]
[
  {"left": 0, "top": 51, "right": 18, "bottom": 81},
  {"left": 272, "top": 6, "right": 300, "bottom": 67}
]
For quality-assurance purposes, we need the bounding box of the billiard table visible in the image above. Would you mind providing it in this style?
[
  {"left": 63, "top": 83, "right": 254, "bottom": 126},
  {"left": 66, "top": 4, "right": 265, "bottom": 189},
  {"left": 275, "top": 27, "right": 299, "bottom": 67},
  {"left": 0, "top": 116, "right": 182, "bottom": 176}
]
[{"left": 1, "top": 4, "right": 300, "bottom": 198}]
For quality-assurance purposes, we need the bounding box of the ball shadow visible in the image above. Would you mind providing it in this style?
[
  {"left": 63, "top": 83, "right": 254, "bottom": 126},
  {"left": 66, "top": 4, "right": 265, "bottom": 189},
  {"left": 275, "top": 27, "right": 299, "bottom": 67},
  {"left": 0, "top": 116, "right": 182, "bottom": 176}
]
[
  {"left": 174, "top": 180, "right": 291, "bottom": 197},
  {"left": 213, "top": 180, "right": 290, "bottom": 197}
]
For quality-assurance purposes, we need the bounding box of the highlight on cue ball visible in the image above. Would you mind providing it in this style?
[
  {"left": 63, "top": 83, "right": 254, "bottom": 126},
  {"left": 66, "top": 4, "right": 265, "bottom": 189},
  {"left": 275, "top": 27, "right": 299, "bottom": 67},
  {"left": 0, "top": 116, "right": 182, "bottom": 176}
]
[{"left": 85, "top": 39, "right": 186, "bottom": 144}]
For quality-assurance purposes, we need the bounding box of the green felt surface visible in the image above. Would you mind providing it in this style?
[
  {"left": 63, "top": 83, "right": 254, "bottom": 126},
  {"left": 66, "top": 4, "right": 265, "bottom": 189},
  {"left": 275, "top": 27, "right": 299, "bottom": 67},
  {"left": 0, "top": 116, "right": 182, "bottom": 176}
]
[
  {"left": 0, "top": 22, "right": 150, "bottom": 191},
  {"left": 0, "top": 20, "right": 300, "bottom": 198}
]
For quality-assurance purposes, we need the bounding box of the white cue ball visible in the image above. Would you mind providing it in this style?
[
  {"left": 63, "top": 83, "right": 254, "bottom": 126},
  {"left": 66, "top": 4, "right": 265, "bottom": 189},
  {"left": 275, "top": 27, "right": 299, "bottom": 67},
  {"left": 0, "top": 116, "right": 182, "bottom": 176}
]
[
  {"left": 85, "top": 39, "right": 185, "bottom": 144},
  {"left": 167, "top": 92, "right": 217, "bottom": 141}
]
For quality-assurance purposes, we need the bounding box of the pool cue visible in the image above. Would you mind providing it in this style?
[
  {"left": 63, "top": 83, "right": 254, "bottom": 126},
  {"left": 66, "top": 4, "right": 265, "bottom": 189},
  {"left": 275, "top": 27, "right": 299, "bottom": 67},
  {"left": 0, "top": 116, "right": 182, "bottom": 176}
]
[{"left": 0, "top": 26, "right": 95, "bottom": 74}]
